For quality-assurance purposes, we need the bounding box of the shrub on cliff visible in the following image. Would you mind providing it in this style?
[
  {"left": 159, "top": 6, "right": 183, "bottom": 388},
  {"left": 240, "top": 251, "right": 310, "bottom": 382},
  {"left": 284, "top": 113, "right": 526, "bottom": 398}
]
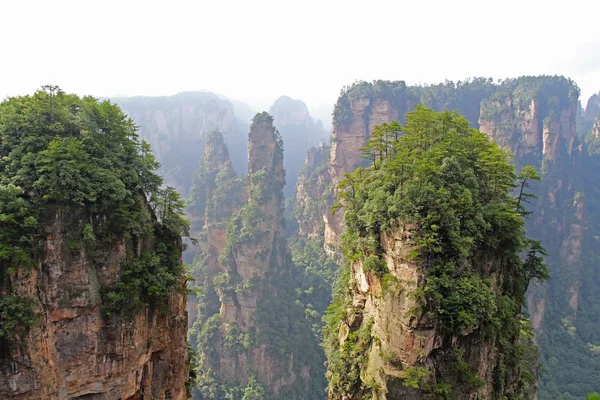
[
  {"left": 326, "top": 105, "right": 548, "bottom": 397},
  {"left": 0, "top": 86, "right": 189, "bottom": 329}
]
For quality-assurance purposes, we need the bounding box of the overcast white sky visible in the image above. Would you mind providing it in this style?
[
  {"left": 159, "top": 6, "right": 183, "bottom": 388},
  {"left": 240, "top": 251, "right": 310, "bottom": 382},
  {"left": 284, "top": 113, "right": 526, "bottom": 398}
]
[{"left": 1, "top": 0, "right": 599, "bottom": 110}]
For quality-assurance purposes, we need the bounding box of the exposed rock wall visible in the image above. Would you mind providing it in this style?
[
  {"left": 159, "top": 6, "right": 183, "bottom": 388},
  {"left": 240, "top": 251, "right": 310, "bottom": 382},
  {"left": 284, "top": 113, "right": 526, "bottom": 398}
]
[
  {"left": 478, "top": 83, "right": 581, "bottom": 330},
  {"left": 186, "top": 130, "right": 243, "bottom": 327},
  {"left": 333, "top": 226, "right": 519, "bottom": 399},
  {"left": 326, "top": 98, "right": 402, "bottom": 254},
  {"left": 478, "top": 91, "right": 578, "bottom": 161},
  {"left": 190, "top": 113, "right": 320, "bottom": 399},
  {"left": 0, "top": 209, "right": 188, "bottom": 400},
  {"left": 315, "top": 77, "right": 590, "bottom": 399},
  {"left": 220, "top": 113, "right": 285, "bottom": 330}
]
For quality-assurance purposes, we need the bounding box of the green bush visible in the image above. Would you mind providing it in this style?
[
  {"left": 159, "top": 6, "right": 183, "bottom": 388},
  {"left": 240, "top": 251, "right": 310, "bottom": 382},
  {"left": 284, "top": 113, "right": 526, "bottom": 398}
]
[{"left": 0, "top": 295, "right": 39, "bottom": 342}]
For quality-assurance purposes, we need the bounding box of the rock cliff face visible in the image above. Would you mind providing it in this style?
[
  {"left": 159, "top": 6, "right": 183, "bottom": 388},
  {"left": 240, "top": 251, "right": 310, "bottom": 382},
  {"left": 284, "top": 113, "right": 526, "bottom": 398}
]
[
  {"left": 322, "top": 79, "right": 496, "bottom": 254},
  {"left": 186, "top": 130, "right": 244, "bottom": 328},
  {"left": 478, "top": 88, "right": 578, "bottom": 161},
  {"left": 114, "top": 92, "right": 250, "bottom": 194},
  {"left": 326, "top": 97, "right": 402, "bottom": 253},
  {"left": 334, "top": 227, "right": 525, "bottom": 399},
  {"left": 584, "top": 93, "right": 599, "bottom": 121},
  {"left": 0, "top": 208, "right": 189, "bottom": 400},
  {"left": 189, "top": 113, "right": 322, "bottom": 399},
  {"left": 477, "top": 81, "right": 582, "bottom": 333},
  {"left": 0, "top": 89, "right": 189, "bottom": 400},
  {"left": 593, "top": 119, "right": 600, "bottom": 141},
  {"left": 311, "top": 77, "right": 597, "bottom": 399},
  {"left": 219, "top": 113, "right": 286, "bottom": 330}
]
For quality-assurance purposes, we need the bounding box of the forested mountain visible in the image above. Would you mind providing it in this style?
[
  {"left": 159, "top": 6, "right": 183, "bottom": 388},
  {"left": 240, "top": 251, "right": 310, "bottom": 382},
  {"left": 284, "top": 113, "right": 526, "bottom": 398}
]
[
  {"left": 1, "top": 77, "right": 599, "bottom": 400},
  {"left": 325, "top": 105, "right": 545, "bottom": 399},
  {"left": 0, "top": 87, "right": 190, "bottom": 399},
  {"left": 113, "top": 93, "right": 326, "bottom": 200},
  {"left": 187, "top": 114, "right": 324, "bottom": 399},
  {"left": 302, "top": 77, "right": 599, "bottom": 399}
]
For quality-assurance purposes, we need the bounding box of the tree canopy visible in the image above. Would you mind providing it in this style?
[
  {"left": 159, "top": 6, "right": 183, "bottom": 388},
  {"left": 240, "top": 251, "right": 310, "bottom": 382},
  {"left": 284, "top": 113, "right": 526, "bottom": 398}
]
[
  {"left": 0, "top": 86, "right": 189, "bottom": 330},
  {"left": 326, "top": 105, "right": 548, "bottom": 398}
]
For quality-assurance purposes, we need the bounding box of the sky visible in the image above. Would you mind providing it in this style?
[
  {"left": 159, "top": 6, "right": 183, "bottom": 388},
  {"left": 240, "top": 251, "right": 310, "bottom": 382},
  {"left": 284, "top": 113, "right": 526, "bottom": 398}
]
[{"left": 1, "top": 0, "right": 599, "bottom": 111}]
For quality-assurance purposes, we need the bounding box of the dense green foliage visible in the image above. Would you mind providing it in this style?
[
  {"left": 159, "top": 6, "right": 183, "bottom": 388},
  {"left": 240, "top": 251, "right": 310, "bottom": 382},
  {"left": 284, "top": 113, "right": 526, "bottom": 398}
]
[
  {"left": 188, "top": 114, "right": 325, "bottom": 399},
  {"left": 0, "top": 87, "right": 188, "bottom": 339},
  {"left": 0, "top": 294, "right": 39, "bottom": 349},
  {"left": 325, "top": 106, "right": 548, "bottom": 398},
  {"left": 536, "top": 116, "right": 600, "bottom": 397},
  {"left": 333, "top": 76, "right": 578, "bottom": 134},
  {"left": 333, "top": 78, "right": 497, "bottom": 128}
]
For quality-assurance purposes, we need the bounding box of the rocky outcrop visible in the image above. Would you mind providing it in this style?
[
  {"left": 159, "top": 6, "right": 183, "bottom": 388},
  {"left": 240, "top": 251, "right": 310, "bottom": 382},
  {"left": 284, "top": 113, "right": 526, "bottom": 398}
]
[
  {"left": 478, "top": 89, "right": 578, "bottom": 160},
  {"left": 114, "top": 92, "right": 250, "bottom": 194},
  {"left": 477, "top": 80, "right": 581, "bottom": 330},
  {"left": 326, "top": 97, "right": 402, "bottom": 254},
  {"left": 269, "top": 96, "right": 316, "bottom": 129},
  {"left": 584, "top": 93, "right": 600, "bottom": 121},
  {"left": 592, "top": 119, "right": 600, "bottom": 141},
  {"left": 315, "top": 77, "right": 594, "bottom": 399},
  {"left": 190, "top": 113, "right": 321, "bottom": 399},
  {"left": 186, "top": 130, "right": 243, "bottom": 327},
  {"left": 479, "top": 97, "right": 542, "bottom": 157},
  {"left": 334, "top": 226, "right": 519, "bottom": 399},
  {"left": 220, "top": 113, "right": 286, "bottom": 329},
  {"left": 0, "top": 209, "right": 188, "bottom": 400}
]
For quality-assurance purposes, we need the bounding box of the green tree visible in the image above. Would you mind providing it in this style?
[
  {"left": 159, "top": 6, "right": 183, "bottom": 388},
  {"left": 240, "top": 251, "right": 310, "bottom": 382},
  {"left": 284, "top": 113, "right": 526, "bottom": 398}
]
[
  {"left": 156, "top": 186, "right": 191, "bottom": 238},
  {"left": 515, "top": 165, "right": 541, "bottom": 215},
  {"left": 327, "top": 105, "right": 548, "bottom": 398},
  {"left": 0, "top": 86, "right": 187, "bottom": 324},
  {"left": 242, "top": 377, "right": 266, "bottom": 400},
  {"left": 0, "top": 184, "right": 37, "bottom": 271}
]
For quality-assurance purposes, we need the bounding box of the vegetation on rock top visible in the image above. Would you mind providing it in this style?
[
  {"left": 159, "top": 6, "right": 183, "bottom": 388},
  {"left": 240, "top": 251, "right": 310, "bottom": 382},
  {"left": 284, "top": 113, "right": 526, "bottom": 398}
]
[
  {"left": 0, "top": 86, "right": 189, "bottom": 351},
  {"left": 325, "top": 105, "right": 548, "bottom": 398}
]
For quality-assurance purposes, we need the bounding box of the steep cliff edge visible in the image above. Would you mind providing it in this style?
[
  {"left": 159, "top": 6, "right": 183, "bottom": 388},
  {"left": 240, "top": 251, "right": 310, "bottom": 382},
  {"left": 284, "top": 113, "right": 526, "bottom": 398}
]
[
  {"left": 312, "top": 76, "right": 598, "bottom": 399},
  {"left": 1, "top": 209, "right": 189, "bottom": 400},
  {"left": 324, "top": 79, "right": 496, "bottom": 254},
  {"left": 188, "top": 113, "right": 323, "bottom": 399},
  {"left": 324, "top": 106, "right": 544, "bottom": 399},
  {"left": 0, "top": 89, "right": 189, "bottom": 399},
  {"left": 477, "top": 78, "right": 600, "bottom": 398},
  {"left": 186, "top": 130, "right": 244, "bottom": 328}
]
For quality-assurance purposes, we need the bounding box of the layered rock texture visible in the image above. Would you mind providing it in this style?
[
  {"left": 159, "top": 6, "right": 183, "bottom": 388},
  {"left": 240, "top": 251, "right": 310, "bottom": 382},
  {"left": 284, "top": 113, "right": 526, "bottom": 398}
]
[
  {"left": 299, "top": 77, "right": 598, "bottom": 399},
  {"left": 323, "top": 105, "right": 541, "bottom": 399},
  {"left": 0, "top": 209, "right": 189, "bottom": 400},
  {"left": 0, "top": 89, "right": 189, "bottom": 400},
  {"left": 188, "top": 113, "right": 322, "bottom": 399},
  {"left": 476, "top": 79, "right": 598, "bottom": 399},
  {"left": 293, "top": 145, "right": 331, "bottom": 238},
  {"left": 331, "top": 227, "right": 531, "bottom": 399}
]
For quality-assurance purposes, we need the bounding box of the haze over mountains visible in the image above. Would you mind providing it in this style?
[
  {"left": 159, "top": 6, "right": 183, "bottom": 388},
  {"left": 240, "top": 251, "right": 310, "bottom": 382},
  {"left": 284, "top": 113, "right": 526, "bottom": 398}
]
[
  {"left": 2, "top": 1, "right": 600, "bottom": 399},
  {"left": 112, "top": 92, "right": 331, "bottom": 197}
]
